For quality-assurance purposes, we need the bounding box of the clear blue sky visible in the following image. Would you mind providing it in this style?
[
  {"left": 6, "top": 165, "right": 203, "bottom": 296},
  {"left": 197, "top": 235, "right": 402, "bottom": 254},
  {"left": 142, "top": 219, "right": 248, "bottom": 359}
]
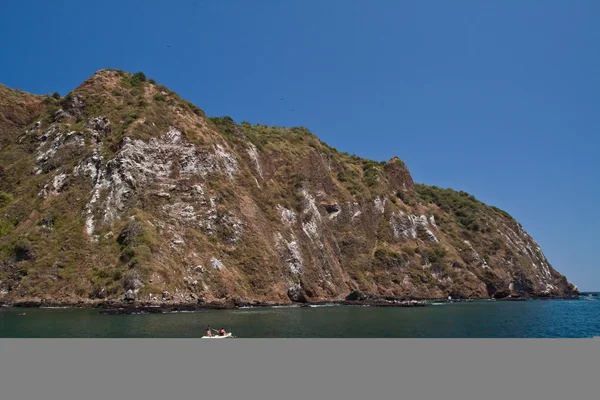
[{"left": 1, "top": 1, "right": 598, "bottom": 290}]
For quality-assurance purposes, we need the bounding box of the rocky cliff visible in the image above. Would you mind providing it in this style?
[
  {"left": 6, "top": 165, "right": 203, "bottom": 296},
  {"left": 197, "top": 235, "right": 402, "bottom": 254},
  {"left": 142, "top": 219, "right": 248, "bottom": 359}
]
[{"left": 0, "top": 70, "right": 578, "bottom": 306}]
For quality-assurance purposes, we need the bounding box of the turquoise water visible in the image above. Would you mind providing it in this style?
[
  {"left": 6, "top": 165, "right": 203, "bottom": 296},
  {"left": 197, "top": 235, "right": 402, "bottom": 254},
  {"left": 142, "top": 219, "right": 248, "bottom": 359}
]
[{"left": 1, "top": 297, "right": 599, "bottom": 338}]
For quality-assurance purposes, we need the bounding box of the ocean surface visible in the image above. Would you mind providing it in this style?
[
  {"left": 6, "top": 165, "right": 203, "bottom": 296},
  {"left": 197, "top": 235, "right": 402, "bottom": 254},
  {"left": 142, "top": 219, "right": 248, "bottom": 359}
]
[{"left": 1, "top": 295, "right": 599, "bottom": 338}]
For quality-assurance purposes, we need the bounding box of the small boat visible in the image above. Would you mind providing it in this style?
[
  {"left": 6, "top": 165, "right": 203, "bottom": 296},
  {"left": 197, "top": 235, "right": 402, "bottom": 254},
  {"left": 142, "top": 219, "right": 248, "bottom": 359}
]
[{"left": 201, "top": 332, "right": 234, "bottom": 339}]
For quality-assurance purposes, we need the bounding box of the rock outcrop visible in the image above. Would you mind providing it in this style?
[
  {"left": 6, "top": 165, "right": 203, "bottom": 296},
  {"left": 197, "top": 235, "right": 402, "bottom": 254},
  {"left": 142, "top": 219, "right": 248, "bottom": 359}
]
[{"left": 0, "top": 70, "right": 578, "bottom": 306}]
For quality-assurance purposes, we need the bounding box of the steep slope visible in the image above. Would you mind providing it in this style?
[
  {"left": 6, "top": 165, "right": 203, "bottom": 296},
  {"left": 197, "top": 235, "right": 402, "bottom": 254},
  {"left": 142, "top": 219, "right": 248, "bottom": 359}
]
[{"left": 0, "top": 70, "right": 578, "bottom": 306}]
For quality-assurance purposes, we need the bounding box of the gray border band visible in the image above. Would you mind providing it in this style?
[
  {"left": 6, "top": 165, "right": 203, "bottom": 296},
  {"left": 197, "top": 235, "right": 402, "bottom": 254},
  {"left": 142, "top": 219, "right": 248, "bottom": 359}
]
[{"left": 1, "top": 339, "right": 599, "bottom": 400}]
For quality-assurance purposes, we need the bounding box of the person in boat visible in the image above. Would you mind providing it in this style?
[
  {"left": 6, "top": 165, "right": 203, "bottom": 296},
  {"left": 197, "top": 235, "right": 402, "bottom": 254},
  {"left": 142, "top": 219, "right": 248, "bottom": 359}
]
[
  {"left": 205, "top": 326, "right": 212, "bottom": 337},
  {"left": 218, "top": 328, "right": 227, "bottom": 336}
]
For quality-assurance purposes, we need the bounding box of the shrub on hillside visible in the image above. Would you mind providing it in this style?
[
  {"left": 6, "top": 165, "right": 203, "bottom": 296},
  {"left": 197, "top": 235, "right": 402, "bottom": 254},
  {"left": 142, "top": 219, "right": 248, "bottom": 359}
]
[
  {"left": 130, "top": 72, "right": 147, "bottom": 86},
  {"left": 117, "top": 220, "right": 144, "bottom": 247},
  {"left": 416, "top": 184, "right": 485, "bottom": 231},
  {"left": 13, "top": 238, "right": 33, "bottom": 261},
  {"left": 0, "top": 191, "right": 12, "bottom": 209}
]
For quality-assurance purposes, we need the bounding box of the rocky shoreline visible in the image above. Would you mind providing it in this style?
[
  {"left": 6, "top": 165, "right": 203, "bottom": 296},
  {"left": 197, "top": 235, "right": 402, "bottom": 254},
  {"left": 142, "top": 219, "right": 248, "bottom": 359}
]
[
  {"left": 0, "top": 299, "right": 430, "bottom": 314},
  {"left": 0, "top": 293, "right": 583, "bottom": 315}
]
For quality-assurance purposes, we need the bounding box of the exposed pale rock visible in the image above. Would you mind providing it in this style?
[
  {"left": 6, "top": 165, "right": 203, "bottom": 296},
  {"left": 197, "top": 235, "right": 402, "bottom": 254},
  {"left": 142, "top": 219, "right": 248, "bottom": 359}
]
[
  {"left": 87, "top": 117, "right": 111, "bottom": 142},
  {"left": 390, "top": 211, "right": 417, "bottom": 240},
  {"left": 36, "top": 130, "right": 63, "bottom": 163},
  {"left": 463, "top": 240, "right": 488, "bottom": 269},
  {"left": 275, "top": 233, "right": 304, "bottom": 275},
  {"left": 77, "top": 129, "right": 242, "bottom": 235},
  {"left": 301, "top": 189, "right": 321, "bottom": 221},
  {"left": 162, "top": 203, "right": 198, "bottom": 223},
  {"left": 424, "top": 229, "right": 439, "bottom": 243},
  {"left": 302, "top": 219, "right": 321, "bottom": 244},
  {"left": 429, "top": 215, "right": 438, "bottom": 229},
  {"left": 276, "top": 205, "right": 297, "bottom": 225},
  {"left": 214, "top": 144, "right": 238, "bottom": 179},
  {"left": 155, "top": 191, "right": 171, "bottom": 198},
  {"left": 191, "top": 184, "right": 204, "bottom": 198},
  {"left": 287, "top": 283, "right": 307, "bottom": 303},
  {"left": 374, "top": 197, "right": 386, "bottom": 214},
  {"left": 349, "top": 201, "right": 362, "bottom": 220},
  {"left": 40, "top": 172, "right": 68, "bottom": 197},
  {"left": 210, "top": 257, "right": 225, "bottom": 271},
  {"left": 246, "top": 143, "right": 263, "bottom": 179}
]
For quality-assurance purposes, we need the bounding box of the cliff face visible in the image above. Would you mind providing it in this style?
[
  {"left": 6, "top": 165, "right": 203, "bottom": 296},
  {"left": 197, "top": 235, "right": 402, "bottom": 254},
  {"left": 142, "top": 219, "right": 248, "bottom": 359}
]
[{"left": 0, "top": 70, "right": 578, "bottom": 305}]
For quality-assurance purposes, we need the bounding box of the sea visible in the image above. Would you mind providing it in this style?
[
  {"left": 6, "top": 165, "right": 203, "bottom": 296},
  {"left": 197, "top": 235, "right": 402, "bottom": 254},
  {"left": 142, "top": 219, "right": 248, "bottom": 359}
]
[{"left": 1, "top": 294, "right": 599, "bottom": 338}]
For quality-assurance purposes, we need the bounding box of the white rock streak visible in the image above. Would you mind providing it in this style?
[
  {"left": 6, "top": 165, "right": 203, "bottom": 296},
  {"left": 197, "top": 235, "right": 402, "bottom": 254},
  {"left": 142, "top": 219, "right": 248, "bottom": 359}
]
[{"left": 76, "top": 128, "right": 239, "bottom": 236}]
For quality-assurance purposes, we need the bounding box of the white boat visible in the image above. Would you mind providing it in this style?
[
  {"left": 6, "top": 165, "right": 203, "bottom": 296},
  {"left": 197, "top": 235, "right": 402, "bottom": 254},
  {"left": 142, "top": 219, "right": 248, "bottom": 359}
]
[{"left": 201, "top": 333, "right": 234, "bottom": 339}]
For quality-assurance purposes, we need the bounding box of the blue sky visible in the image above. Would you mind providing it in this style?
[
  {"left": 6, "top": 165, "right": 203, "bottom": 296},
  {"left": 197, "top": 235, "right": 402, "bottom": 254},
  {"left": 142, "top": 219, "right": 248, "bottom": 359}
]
[{"left": 1, "top": 1, "right": 598, "bottom": 290}]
